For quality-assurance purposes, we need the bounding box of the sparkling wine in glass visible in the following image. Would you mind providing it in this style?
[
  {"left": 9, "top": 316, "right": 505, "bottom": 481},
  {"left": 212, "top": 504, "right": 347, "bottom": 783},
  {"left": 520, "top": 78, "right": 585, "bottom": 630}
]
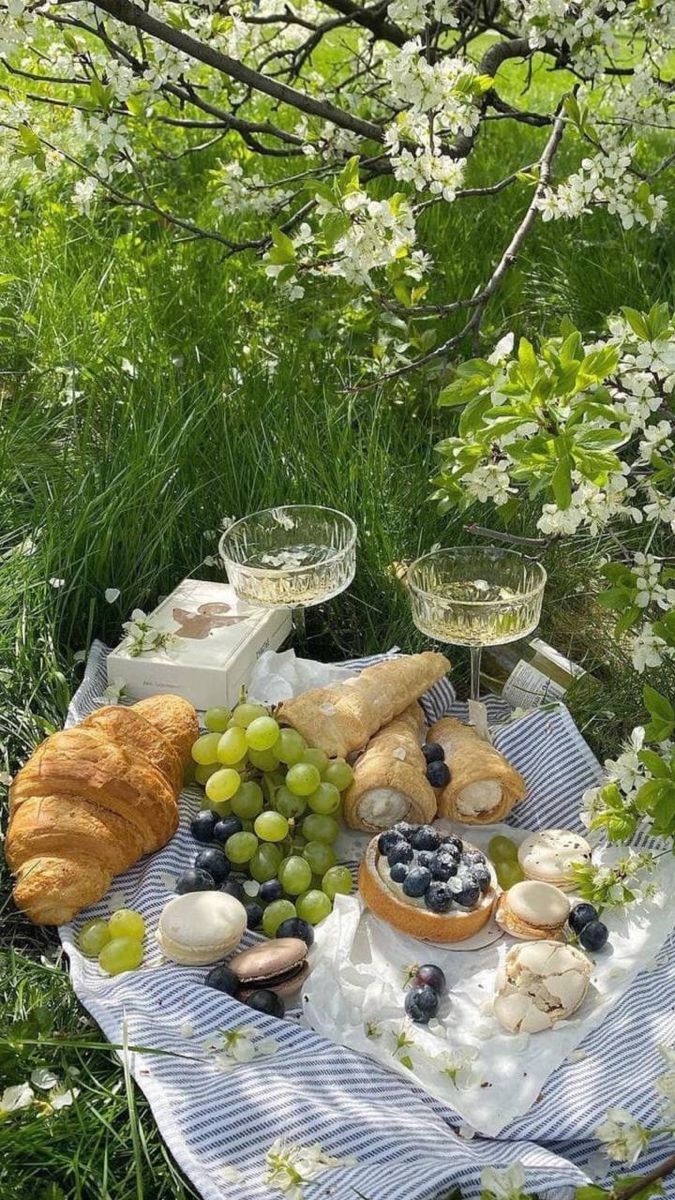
[
  {"left": 407, "top": 546, "right": 546, "bottom": 700},
  {"left": 219, "top": 505, "right": 356, "bottom": 646}
]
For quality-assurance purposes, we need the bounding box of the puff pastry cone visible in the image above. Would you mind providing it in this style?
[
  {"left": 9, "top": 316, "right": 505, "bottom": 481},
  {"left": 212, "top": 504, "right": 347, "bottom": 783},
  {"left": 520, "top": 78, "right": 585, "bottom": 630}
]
[
  {"left": 429, "top": 716, "right": 526, "bottom": 824},
  {"left": 278, "top": 651, "right": 450, "bottom": 759},
  {"left": 6, "top": 694, "right": 198, "bottom": 926},
  {"left": 343, "top": 704, "right": 437, "bottom": 832}
]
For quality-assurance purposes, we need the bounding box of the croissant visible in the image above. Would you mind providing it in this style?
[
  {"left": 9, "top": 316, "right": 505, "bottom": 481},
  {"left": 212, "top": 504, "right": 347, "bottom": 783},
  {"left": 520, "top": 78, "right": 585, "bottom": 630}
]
[
  {"left": 428, "top": 716, "right": 526, "bottom": 824},
  {"left": 278, "top": 651, "right": 450, "bottom": 759},
  {"left": 343, "top": 704, "right": 437, "bottom": 832},
  {"left": 7, "top": 694, "right": 198, "bottom": 926}
]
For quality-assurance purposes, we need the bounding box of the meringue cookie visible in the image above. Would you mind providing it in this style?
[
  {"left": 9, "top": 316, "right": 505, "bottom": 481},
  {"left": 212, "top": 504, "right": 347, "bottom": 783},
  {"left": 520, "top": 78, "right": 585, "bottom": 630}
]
[{"left": 494, "top": 940, "right": 592, "bottom": 1034}]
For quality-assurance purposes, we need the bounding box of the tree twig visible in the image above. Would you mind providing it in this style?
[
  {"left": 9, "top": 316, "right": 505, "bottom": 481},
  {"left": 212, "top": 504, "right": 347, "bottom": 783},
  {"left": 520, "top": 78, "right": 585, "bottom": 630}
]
[
  {"left": 464, "top": 523, "right": 552, "bottom": 548},
  {"left": 612, "top": 1152, "right": 675, "bottom": 1200}
]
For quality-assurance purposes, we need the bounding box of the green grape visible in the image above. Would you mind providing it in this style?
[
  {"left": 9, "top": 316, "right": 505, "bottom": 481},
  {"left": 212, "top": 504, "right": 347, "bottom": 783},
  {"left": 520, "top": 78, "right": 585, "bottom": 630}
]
[
  {"left": 208, "top": 798, "right": 232, "bottom": 818},
  {"left": 191, "top": 732, "right": 222, "bottom": 765},
  {"left": 307, "top": 781, "right": 340, "bottom": 815},
  {"left": 231, "top": 701, "right": 268, "bottom": 728},
  {"left": 301, "top": 814, "right": 339, "bottom": 845},
  {"left": 275, "top": 728, "right": 306, "bottom": 766},
  {"left": 296, "top": 889, "right": 332, "bottom": 925},
  {"left": 302, "top": 747, "right": 329, "bottom": 773},
  {"left": 248, "top": 747, "right": 281, "bottom": 772},
  {"left": 322, "top": 865, "right": 353, "bottom": 899},
  {"left": 204, "top": 705, "right": 231, "bottom": 733},
  {"left": 262, "top": 899, "right": 296, "bottom": 937},
  {"left": 225, "top": 831, "right": 259, "bottom": 864},
  {"left": 275, "top": 786, "right": 307, "bottom": 820},
  {"left": 77, "top": 918, "right": 110, "bottom": 957},
  {"left": 289, "top": 834, "right": 307, "bottom": 854},
  {"left": 108, "top": 908, "right": 145, "bottom": 941},
  {"left": 206, "top": 768, "right": 241, "bottom": 804},
  {"left": 279, "top": 855, "right": 312, "bottom": 895},
  {"left": 489, "top": 835, "right": 519, "bottom": 863},
  {"left": 246, "top": 715, "right": 281, "bottom": 751},
  {"left": 194, "top": 762, "right": 220, "bottom": 785},
  {"left": 496, "top": 860, "right": 524, "bottom": 889},
  {"left": 249, "top": 843, "right": 283, "bottom": 883},
  {"left": 231, "top": 780, "right": 264, "bottom": 820},
  {"left": 217, "top": 726, "right": 248, "bottom": 765},
  {"left": 322, "top": 758, "right": 354, "bottom": 792},
  {"left": 303, "top": 840, "right": 337, "bottom": 875},
  {"left": 241, "top": 819, "right": 254, "bottom": 832},
  {"left": 254, "top": 810, "right": 290, "bottom": 842},
  {"left": 98, "top": 936, "right": 144, "bottom": 976},
  {"left": 286, "top": 762, "right": 321, "bottom": 797}
]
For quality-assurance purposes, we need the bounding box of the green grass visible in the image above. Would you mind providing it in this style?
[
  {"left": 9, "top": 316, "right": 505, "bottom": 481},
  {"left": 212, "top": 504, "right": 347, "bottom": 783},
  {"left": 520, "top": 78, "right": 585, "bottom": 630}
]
[{"left": 1, "top": 59, "right": 674, "bottom": 1198}]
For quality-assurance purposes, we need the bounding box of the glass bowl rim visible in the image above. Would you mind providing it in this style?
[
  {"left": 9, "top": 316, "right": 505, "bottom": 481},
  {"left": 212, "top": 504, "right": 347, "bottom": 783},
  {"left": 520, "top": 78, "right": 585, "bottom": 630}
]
[
  {"left": 407, "top": 545, "right": 547, "bottom": 606},
  {"left": 218, "top": 504, "right": 357, "bottom": 577}
]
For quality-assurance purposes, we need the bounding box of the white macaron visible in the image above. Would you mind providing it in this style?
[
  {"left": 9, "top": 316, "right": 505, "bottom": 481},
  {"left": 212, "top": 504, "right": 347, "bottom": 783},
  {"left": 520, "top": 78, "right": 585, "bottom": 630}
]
[
  {"left": 495, "top": 879, "right": 570, "bottom": 940},
  {"left": 518, "top": 828, "right": 592, "bottom": 890},
  {"left": 156, "top": 891, "right": 247, "bottom": 965}
]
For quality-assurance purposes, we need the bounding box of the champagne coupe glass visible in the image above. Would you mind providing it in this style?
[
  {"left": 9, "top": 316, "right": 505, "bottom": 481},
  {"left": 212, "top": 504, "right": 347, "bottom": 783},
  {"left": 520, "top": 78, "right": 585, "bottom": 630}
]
[
  {"left": 407, "top": 546, "right": 546, "bottom": 701},
  {"left": 219, "top": 505, "right": 357, "bottom": 648}
]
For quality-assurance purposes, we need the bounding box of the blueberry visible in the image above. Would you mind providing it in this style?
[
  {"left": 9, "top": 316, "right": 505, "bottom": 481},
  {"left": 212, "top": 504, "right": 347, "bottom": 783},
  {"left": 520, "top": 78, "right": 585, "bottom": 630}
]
[
  {"left": 387, "top": 841, "right": 414, "bottom": 867},
  {"left": 425, "top": 881, "right": 454, "bottom": 913},
  {"left": 213, "top": 815, "right": 243, "bottom": 843},
  {"left": 473, "top": 865, "right": 492, "bottom": 894},
  {"left": 402, "top": 866, "right": 432, "bottom": 897},
  {"left": 439, "top": 834, "right": 463, "bottom": 855},
  {"left": 404, "top": 984, "right": 439, "bottom": 1024},
  {"left": 455, "top": 881, "right": 480, "bottom": 909},
  {"left": 569, "top": 903, "right": 598, "bottom": 934},
  {"left": 426, "top": 761, "right": 451, "bottom": 789},
  {"left": 391, "top": 822, "right": 416, "bottom": 842},
  {"left": 204, "top": 964, "right": 239, "bottom": 996},
  {"left": 422, "top": 742, "right": 445, "bottom": 764},
  {"left": 259, "top": 879, "right": 284, "bottom": 903},
  {"left": 390, "top": 861, "right": 409, "bottom": 883},
  {"left": 578, "top": 920, "right": 609, "bottom": 952},
  {"left": 429, "top": 851, "right": 458, "bottom": 881},
  {"left": 417, "top": 851, "right": 434, "bottom": 868},
  {"left": 245, "top": 902, "right": 264, "bottom": 930},
  {"left": 190, "top": 810, "right": 219, "bottom": 843},
  {"left": 247, "top": 989, "right": 285, "bottom": 1019},
  {"left": 415, "top": 964, "right": 446, "bottom": 994},
  {"left": 378, "top": 829, "right": 405, "bottom": 856},
  {"left": 461, "top": 850, "right": 486, "bottom": 868},
  {"left": 194, "top": 847, "right": 230, "bottom": 885},
  {"left": 176, "top": 868, "right": 216, "bottom": 894},
  {"left": 410, "top": 825, "right": 439, "bottom": 851},
  {"left": 221, "top": 876, "right": 244, "bottom": 902},
  {"left": 276, "top": 917, "right": 314, "bottom": 947}
]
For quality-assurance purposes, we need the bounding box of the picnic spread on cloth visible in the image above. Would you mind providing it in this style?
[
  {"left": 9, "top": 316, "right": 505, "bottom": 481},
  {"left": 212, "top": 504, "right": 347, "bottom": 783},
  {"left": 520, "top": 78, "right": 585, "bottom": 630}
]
[{"left": 19, "top": 639, "right": 669, "bottom": 1200}]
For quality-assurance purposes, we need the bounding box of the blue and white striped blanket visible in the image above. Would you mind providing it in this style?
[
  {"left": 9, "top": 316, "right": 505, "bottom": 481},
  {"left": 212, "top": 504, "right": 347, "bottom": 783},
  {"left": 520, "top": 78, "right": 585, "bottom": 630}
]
[{"left": 60, "top": 642, "right": 675, "bottom": 1200}]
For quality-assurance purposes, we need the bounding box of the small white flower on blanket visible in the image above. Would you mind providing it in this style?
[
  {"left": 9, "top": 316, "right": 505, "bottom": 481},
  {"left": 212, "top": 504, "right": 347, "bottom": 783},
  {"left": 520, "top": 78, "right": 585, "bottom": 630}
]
[
  {"left": 265, "top": 1136, "right": 356, "bottom": 1199},
  {"left": 594, "top": 1107, "right": 651, "bottom": 1164},
  {"left": 208, "top": 1027, "right": 279, "bottom": 1071},
  {"left": 480, "top": 1163, "right": 527, "bottom": 1199}
]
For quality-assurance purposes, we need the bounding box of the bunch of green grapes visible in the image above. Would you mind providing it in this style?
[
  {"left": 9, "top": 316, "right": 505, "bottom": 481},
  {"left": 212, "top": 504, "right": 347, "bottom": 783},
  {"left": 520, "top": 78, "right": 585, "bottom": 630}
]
[
  {"left": 488, "top": 835, "right": 524, "bottom": 890},
  {"left": 76, "top": 908, "right": 146, "bottom": 975},
  {"left": 188, "top": 699, "right": 355, "bottom": 931}
]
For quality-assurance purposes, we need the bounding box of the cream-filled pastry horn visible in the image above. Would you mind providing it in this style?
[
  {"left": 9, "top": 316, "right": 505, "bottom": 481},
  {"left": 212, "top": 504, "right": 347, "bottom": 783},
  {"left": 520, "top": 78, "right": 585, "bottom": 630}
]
[
  {"left": 429, "top": 716, "right": 526, "bottom": 824},
  {"left": 343, "top": 704, "right": 438, "bottom": 832},
  {"left": 278, "top": 651, "right": 450, "bottom": 759}
]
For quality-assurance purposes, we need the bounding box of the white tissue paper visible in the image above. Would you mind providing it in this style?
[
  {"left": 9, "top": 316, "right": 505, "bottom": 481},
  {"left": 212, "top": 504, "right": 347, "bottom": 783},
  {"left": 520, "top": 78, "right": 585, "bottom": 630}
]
[
  {"left": 303, "top": 825, "right": 675, "bottom": 1138},
  {"left": 247, "top": 649, "right": 356, "bottom": 705}
]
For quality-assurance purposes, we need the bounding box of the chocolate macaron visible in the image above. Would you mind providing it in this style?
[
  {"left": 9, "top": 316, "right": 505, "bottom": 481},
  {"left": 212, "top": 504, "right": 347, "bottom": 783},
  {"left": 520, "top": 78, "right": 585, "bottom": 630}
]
[{"left": 229, "top": 938, "right": 309, "bottom": 999}]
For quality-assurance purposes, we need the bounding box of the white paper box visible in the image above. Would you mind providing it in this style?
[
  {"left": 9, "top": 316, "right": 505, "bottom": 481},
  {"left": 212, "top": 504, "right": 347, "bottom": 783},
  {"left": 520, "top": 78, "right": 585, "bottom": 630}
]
[{"left": 106, "top": 578, "right": 292, "bottom": 710}]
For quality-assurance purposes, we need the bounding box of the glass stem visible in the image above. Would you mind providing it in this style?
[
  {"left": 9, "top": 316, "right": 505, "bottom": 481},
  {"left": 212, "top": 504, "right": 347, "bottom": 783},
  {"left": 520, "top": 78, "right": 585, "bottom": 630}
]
[
  {"left": 469, "top": 645, "right": 482, "bottom": 701},
  {"left": 293, "top": 605, "right": 307, "bottom": 653}
]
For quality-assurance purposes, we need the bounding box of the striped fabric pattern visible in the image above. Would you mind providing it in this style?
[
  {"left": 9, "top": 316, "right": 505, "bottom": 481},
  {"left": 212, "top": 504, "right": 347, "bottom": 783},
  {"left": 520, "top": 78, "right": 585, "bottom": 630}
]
[{"left": 59, "top": 642, "right": 675, "bottom": 1200}]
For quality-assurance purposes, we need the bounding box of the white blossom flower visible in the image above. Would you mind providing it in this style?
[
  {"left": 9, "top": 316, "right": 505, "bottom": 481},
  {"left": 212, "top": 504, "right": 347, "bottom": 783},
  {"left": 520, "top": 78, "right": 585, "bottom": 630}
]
[
  {"left": 461, "top": 461, "right": 516, "bottom": 506},
  {"left": 0, "top": 1082, "right": 34, "bottom": 1114},
  {"left": 480, "top": 1162, "right": 526, "bottom": 1199},
  {"left": 630, "top": 623, "right": 670, "bottom": 673},
  {"left": 594, "top": 1108, "right": 650, "bottom": 1163},
  {"left": 30, "top": 1068, "right": 59, "bottom": 1091},
  {"left": 265, "top": 1137, "right": 356, "bottom": 1200},
  {"left": 49, "top": 1087, "right": 79, "bottom": 1111}
]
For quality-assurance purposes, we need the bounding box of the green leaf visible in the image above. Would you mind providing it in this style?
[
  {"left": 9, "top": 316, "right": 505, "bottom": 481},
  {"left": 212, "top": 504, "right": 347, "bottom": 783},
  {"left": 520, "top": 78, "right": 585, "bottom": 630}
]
[
  {"left": 645, "top": 717, "right": 675, "bottom": 744},
  {"left": 575, "top": 1185, "right": 611, "bottom": 1200},
  {"left": 560, "top": 330, "right": 583, "bottom": 366},
  {"left": 638, "top": 749, "right": 671, "bottom": 779},
  {"left": 615, "top": 604, "right": 641, "bottom": 636},
  {"left": 633, "top": 778, "right": 668, "bottom": 813},
  {"left": 577, "top": 345, "right": 620, "bottom": 388},
  {"left": 17, "top": 125, "right": 46, "bottom": 171},
  {"left": 643, "top": 686, "right": 674, "bottom": 723},
  {"left": 0, "top": 274, "right": 18, "bottom": 286},
  {"left": 335, "top": 155, "right": 360, "bottom": 198},
  {"left": 596, "top": 586, "right": 635, "bottom": 611},
  {"left": 518, "top": 337, "right": 538, "bottom": 386},
  {"left": 438, "top": 383, "right": 470, "bottom": 408},
  {"left": 621, "top": 306, "right": 651, "bottom": 341},
  {"left": 551, "top": 435, "right": 572, "bottom": 509},
  {"left": 266, "top": 225, "right": 296, "bottom": 265}
]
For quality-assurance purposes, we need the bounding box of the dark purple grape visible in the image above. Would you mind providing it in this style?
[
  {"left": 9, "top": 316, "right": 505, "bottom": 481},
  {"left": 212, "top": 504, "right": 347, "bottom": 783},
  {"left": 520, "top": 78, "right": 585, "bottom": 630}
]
[
  {"left": 247, "top": 990, "right": 285, "bottom": 1018},
  {"left": 194, "top": 847, "right": 230, "bottom": 885},
  {"left": 415, "top": 964, "right": 446, "bottom": 995},
  {"left": 176, "top": 868, "right": 216, "bottom": 894},
  {"left": 422, "top": 743, "right": 444, "bottom": 764}
]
